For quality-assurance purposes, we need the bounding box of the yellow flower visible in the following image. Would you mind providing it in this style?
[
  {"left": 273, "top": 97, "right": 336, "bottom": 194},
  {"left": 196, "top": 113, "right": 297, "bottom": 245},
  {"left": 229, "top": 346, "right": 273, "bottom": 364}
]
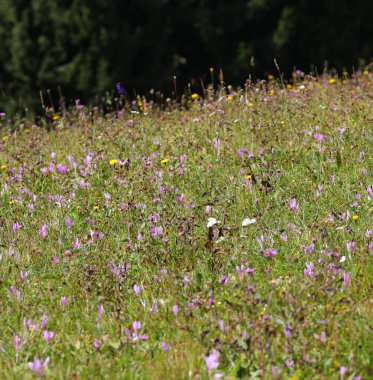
[
  {"left": 269, "top": 89, "right": 274, "bottom": 96},
  {"left": 109, "top": 159, "right": 118, "bottom": 166},
  {"left": 289, "top": 377, "right": 298, "bottom": 380},
  {"left": 352, "top": 215, "right": 358, "bottom": 221},
  {"left": 363, "top": 70, "right": 369, "bottom": 75},
  {"left": 342, "top": 71, "right": 348, "bottom": 76},
  {"left": 93, "top": 205, "right": 99, "bottom": 211},
  {"left": 2, "top": 136, "right": 8, "bottom": 142},
  {"left": 246, "top": 174, "right": 252, "bottom": 179},
  {"left": 9, "top": 200, "right": 15, "bottom": 205},
  {"left": 191, "top": 93, "right": 199, "bottom": 100},
  {"left": 286, "top": 84, "right": 293, "bottom": 89},
  {"left": 161, "top": 159, "right": 169, "bottom": 164},
  {"left": 329, "top": 78, "right": 336, "bottom": 84},
  {"left": 268, "top": 74, "right": 275, "bottom": 80},
  {"left": 209, "top": 67, "right": 214, "bottom": 73},
  {"left": 24, "top": 129, "right": 31, "bottom": 134},
  {"left": 52, "top": 115, "right": 60, "bottom": 121},
  {"left": 227, "top": 95, "right": 233, "bottom": 101},
  {"left": 247, "top": 102, "right": 254, "bottom": 107},
  {"left": 1, "top": 165, "right": 6, "bottom": 170}
]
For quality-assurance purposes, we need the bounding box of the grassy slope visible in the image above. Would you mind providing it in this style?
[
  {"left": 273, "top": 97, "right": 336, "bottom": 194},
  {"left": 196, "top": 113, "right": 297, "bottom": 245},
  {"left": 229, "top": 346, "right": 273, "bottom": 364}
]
[{"left": 0, "top": 73, "right": 372, "bottom": 379}]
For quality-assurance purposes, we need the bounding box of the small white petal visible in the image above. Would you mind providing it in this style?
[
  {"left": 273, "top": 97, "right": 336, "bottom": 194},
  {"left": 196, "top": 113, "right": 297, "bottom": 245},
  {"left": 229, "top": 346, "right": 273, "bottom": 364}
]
[
  {"left": 242, "top": 218, "right": 256, "bottom": 226},
  {"left": 207, "top": 218, "right": 218, "bottom": 228},
  {"left": 340, "top": 256, "right": 346, "bottom": 263}
]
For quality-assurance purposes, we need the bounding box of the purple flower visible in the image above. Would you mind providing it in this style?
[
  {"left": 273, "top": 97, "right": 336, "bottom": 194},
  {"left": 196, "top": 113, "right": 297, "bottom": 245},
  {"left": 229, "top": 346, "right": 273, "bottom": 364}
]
[
  {"left": 61, "top": 297, "right": 67, "bottom": 307},
  {"left": 172, "top": 305, "right": 179, "bottom": 315},
  {"left": 93, "top": 339, "right": 100, "bottom": 350},
  {"left": 98, "top": 304, "right": 104, "bottom": 318},
  {"left": 304, "top": 262, "right": 314, "bottom": 276},
  {"left": 132, "top": 321, "right": 141, "bottom": 333},
  {"left": 43, "top": 330, "right": 54, "bottom": 342},
  {"left": 313, "top": 133, "right": 326, "bottom": 142},
  {"left": 39, "top": 224, "right": 48, "bottom": 237},
  {"left": 134, "top": 284, "right": 141, "bottom": 295},
  {"left": 28, "top": 357, "right": 49, "bottom": 374},
  {"left": 116, "top": 82, "right": 125, "bottom": 96},
  {"left": 12, "top": 333, "right": 26, "bottom": 351},
  {"left": 162, "top": 342, "right": 170, "bottom": 351},
  {"left": 41, "top": 315, "right": 49, "bottom": 329},
  {"left": 346, "top": 241, "right": 356, "bottom": 252},
  {"left": 263, "top": 248, "right": 278, "bottom": 257},
  {"left": 150, "top": 226, "right": 163, "bottom": 237},
  {"left": 340, "top": 366, "right": 348, "bottom": 377},
  {"left": 65, "top": 217, "right": 73, "bottom": 228},
  {"left": 205, "top": 350, "right": 220, "bottom": 372},
  {"left": 12, "top": 222, "right": 21, "bottom": 231},
  {"left": 288, "top": 198, "right": 299, "bottom": 213},
  {"left": 57, "top": 165, "right": 69, "bottom": 174}
]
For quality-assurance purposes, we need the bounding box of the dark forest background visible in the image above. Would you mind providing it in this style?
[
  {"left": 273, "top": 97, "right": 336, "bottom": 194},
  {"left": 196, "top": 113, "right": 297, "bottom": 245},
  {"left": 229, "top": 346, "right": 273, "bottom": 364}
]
[{"left": 0, "top": 0, "right": 372, "bottom": 116}]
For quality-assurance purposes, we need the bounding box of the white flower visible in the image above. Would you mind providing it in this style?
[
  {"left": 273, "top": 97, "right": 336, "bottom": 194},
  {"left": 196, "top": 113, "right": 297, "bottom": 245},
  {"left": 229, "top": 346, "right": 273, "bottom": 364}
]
[
  {"left": 207, "top": 218, "right": 220, "bottom": 228},
  {"left": 340, "top": 256, "right": 346, "bottom": 263},
  {"left": 242, "top": 217, "right": 256, "bottom": 226}
]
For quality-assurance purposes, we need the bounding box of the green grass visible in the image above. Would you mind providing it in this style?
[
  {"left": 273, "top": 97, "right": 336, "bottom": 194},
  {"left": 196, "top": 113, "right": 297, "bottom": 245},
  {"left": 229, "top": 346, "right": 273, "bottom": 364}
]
[{"left": 0, "top": 72, "right": 372, "bottom": 379}]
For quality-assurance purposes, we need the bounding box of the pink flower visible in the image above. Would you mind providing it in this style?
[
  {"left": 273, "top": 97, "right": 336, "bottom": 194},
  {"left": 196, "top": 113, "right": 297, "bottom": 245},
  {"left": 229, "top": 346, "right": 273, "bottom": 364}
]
[
  {"left": 172, "top": 305, "right": 179, "bottom": 315},
  {"left": 304, "top": 262, "right": 314, "bottom": 276},
  {"left": 61, "top": 297, "right": 67, "bottom": 307},
  {"left": 39, "top": 224, "right": 48, "bottom": 237},
  {"left": 205, "top": 350, "right": 220, "bottom": 372},
  {"left": 28, "top": 357, "right": 49, "bottom": 374},
  {"left": 57, "top": 165, "right": 69, "bottom": 174},
  {"left": 73, "top": 237, "right": 81, "bottom": 249},
  {"left": 65, "top": 218, "right": 73, "bottom": 228},
  {"left": 288, "top": 198, "right": 299, "bottom": 213},
  {"left": 132, "top": 321, "right": 141, "bottom": 333},
  {"left": 12, "top": 333, "right": 26, "bottom": 351},
  {"left": 313, "top": 133, "right": 326, "bottom": 142},
  {"left": 12, "top": 222, "right": 21, "bottom": 231},
  {"left": 263, "top": 248, "right": 278, "bottom": 257},
  {"left": 43, "top": 330, "right": 54, "bottom": 342},
  {"left": 340, "top": 366, "right": 348, "bottom": 377},
  {"left": 162, "top": 342, "right": 170, "bottom": 351}
]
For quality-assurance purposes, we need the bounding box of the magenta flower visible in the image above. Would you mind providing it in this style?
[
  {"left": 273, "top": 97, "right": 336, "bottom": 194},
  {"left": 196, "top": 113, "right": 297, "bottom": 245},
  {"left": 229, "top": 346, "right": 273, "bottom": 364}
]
[
  {"left": 57, "top": 165, "right": 69, "bottom": 174},
  {"left": 12, "top": 222, "right": 21, "bottom": 231},
  {"left": 340, "top": 366, "right": 348, "bottom": 377},
  {"left": 61, "top": 297, "right": 67, "bottom": 307},
  {"left": 150, "top": 226, "right": 163, "bottom": 237},
  {"left": 132, "top": 321, "right": 141, "bottom": 333},
  {"left": 172, "top": 305, "right": 179, "bottom": 315},
  {"left": 162, "top": 342, "right": 170, "bottom": 351},
  {"left": 73, "top": 237, "right": 81, "bottom": 249},
  {"left": 263, "top": 248, "right": 278, "bottom": 257},
  {"left": 28, "top": 357, "right": 49, "bottom": 374},
  {"left": 39, "top": 224, "right": 48, "bottom": 237},
  {"left": 65, "top": 217, "right": 73, "bottom": 228}
]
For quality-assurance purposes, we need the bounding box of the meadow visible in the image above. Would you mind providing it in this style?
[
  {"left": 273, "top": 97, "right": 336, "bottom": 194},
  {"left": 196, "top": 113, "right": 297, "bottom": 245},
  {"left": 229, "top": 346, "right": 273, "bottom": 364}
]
[{"left": 0, "top": 71, "right": 372, "bottom": 379}]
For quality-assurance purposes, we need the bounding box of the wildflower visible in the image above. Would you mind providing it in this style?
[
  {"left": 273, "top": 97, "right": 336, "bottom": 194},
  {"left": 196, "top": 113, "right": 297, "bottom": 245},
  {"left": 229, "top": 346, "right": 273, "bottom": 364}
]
[
  {"left": 12, "top": 333, "right": 26, "bottom": 351},
  {"left": 12, "top": 222, "right": 21, "bottom": 231},
  {"left": 65, "top": 218, "right": 73, "bottom": 228},
  {"left": 28, "top": 357, "right": 49, "bottom": 374},
  {"left": 52, "top": 115, "right": 60, "bottom": 121},
  {"left": 162, "top": 342, "right": 170, "bottom": 351},
  {"left": 346, "top": 241, "right": 356, "bottom": 252},
  {"left": 133, "top": 284, "right": 141, "bottom": 295},
  {"left": 93, "top": 339, "right": 100, "bottom": 350},
  {"left": 209, "top": 67, "right": 214, "bottom": 73},
  {"left": 2, "top": 136, "right": 8, "bottom": 142},
  {"left": 288, "top": 199, "right": 299, "bottom": 213},
  {"left": 247, "top": 102, "right": 254, "bottom": 107},
  {"left": 160, "top": 158, "right": 169, "bottom": 164},
  {"left": 227, "top": 95, "right": 233, "bottom": 101},
  {"left": 286, "top": 84, "right": 293, "bottom": 89},
  {"left": 340, "top": 366, "right": 348, "bottom": 377},
  {"left": 207, "top": 218, "right": 219, "bottom": 227},
  {"left": 9, "top": 200, "right": 15, "bottom": 205},
  {"left": 43, "top": 331, "right": 54, "bottom": 342},
  {"left": 109, "top": 159, "right": 118, "bottom": 166},
  {"left": 304, "top": 262, "right": 314, "bottom": 276},
  {"left": 351, "top": 215, "right": 358, "bottom": 221},
  {"left": 268, "top": 75, "right": 274, "bottom": 80},
  {"left": 313, "top": 133, "right": 326, "bottom": 142},
  {"left": 39, "top": 224, "right": 48, "bottom": 238},
  {"left": 61, "top": 297, "right": 67, "bottom": 307},
  {"left": 191, "top": 93, "right": 199, "bottom": 100},
  {"left": 205, "top": 350, "right": 220, "bottom": 372},
  {"left": 172, "top": 305, "right": 179, "bottom": 315},
  {"left": 93, "top": 205, "right": 99, "bottom": 211},
  {"left": 329, "top": 78, "right": 336, "bottom": 84},
  {"left": 1, "top": 165, "right": 6, "bottom": 170},
  {"left": 57, "top": 165, "right": 68, "bottom": 174},
  {"left": 363, "top": 70, "right": 369, "bottom": 75},
  {"left": 263, "top": 248, "right": 278, "bottom": 257},
  {"left": 242, "top": 217, "right": 256, "bottom": 226}
]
